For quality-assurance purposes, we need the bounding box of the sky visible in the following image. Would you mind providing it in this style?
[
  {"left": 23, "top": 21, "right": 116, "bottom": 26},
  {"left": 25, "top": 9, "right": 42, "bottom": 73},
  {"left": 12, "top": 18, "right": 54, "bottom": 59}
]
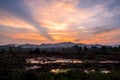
[{"left": 0, "top": 0, "right": 120, "bottom": 45}]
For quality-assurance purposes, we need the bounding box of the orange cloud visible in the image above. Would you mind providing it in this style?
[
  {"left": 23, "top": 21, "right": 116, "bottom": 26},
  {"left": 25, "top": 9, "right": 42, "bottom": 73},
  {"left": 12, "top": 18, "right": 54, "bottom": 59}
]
[
  {"left": 80, "top": 28, "right": 120, "bottom": 44},
  {"left": 0, "top": 13, "right": 37, "bottom": 32},
  {"left": 51, "top": 31, "right": 78, "bottom": 42},
  {"left": 25, "top": 0, "right": 93, "bottom": 30},
  {"left": 0, "top": 32, "right": 51, "bottom": 45},
  {"left": 0, "top": 0, "right": 120, "bottom": 45},
  {"left": 11, "top": 33, "right": 47, "bottom": 41},
  {"left": 22, "top": 0, "right": 94, "bottom": 42}
]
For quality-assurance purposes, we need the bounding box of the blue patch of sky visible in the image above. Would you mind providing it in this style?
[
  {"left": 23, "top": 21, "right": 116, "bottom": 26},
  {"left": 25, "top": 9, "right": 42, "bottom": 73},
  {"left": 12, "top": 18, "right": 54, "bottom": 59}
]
[
  {"left": 107, "top": 0, "right": 120, "bottom": 10},
  {"left": 76, "top": 0, "right": 103, "bottom": 9}
]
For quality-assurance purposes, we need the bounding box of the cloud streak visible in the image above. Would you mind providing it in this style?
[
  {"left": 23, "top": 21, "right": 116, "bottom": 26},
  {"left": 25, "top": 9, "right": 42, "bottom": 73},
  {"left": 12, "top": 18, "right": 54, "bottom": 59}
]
[{"left": 0, "top": 0, "right": 53, "bottom": 40}]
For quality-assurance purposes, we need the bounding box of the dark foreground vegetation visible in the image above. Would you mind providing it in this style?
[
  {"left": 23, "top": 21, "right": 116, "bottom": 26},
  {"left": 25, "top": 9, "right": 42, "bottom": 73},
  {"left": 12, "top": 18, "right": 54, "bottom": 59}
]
[
  {"left": 1, "top": 69, "right": 120, "bottom": 80},
  {"left": 0, "top": 45, "right": 120, "bottom": 80}
]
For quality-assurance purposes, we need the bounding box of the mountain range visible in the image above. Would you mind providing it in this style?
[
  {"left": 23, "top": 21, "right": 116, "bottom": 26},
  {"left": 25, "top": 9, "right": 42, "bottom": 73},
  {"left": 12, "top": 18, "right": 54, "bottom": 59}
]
[{"left": 0, "top": 42, "right": 111, "bottom": 49}]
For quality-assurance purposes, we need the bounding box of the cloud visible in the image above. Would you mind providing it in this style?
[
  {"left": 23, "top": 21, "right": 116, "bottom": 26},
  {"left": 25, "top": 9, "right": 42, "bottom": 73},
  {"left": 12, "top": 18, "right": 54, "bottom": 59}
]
[
  {"left": 0, "top": 24, "right": 47, "bottom": 42},
  {"left": 0, "top": 24, "right": 30, "bottom": 34},
  {"left": 0, "top": 33, "right": 48, "bottom": 45},
  {"left": 24, "top": 0, "right": 94, "bottom": 42},
  {"left": 91, "top": 26, "right": 119, "bottom": 35},
  {"left": 80, "top": 28, "right": 120, "bottom": 45},
  {"left": 0, "top": 33, "right": 15, "bottom": 45},
  {"left": 11, "top": 33, "right": 47, "bottom": 41},
  {"left": 0, "top": 0, "right": 120, "bottom": 44},
  {"left": 0, "top": 0, "right": 53, "bottom": 40}
]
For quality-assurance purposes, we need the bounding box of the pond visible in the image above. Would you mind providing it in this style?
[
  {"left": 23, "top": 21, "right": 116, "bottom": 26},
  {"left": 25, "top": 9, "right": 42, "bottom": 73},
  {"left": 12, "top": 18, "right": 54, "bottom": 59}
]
[
  {"left": 26, "top": 57, "right": 83, "bottom": 64},
  {"left": 50, "top": 68, "right": 111, "bottom": 74},
  {"left": 26, "top": 57, "right": 119, "bottom": 64}
]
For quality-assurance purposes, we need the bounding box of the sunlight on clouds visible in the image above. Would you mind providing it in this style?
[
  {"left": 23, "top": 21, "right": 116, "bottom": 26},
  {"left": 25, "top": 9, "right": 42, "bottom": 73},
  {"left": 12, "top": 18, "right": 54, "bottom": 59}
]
[
  {"left": 0, "top": 0, "right": 120, "bottom": 44},
  {"left": 11, "top": 33, "right": 47, "bottom": 41},
  {"left": 53, "top": 36, "right": 75, "bottom": 42},
  {"left": 0, "top": 32, "right": 50, "bottom": 45},
  {"left": 80, "top": 28, "right": 120, "bottom": 44},
  {"left": 15, "top": 0, "right": 120, "bottom": 44},
  {"left": 40, "top": 20, "right": 67, "bottom": 30},
  {"left": 0, "top": 16, "right": 37, "bottom": 32},
  {"left": 24, "top": 0, "right": 94, "bottom": 42},
  {"left": 25, "top": 0, "right": 93, "bottom": 29},
  {"left": 50, "top": 31, "right": 78, "bottom": 42},
  {"left": 78, "top": 27, "right": 90, "bottom": 33}
]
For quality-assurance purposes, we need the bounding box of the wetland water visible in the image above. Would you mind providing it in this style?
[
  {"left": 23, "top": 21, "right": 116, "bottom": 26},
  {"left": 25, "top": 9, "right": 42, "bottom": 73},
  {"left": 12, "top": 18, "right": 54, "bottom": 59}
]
[
  {"left": 25, "top": 57, "right": 119, "bottom": 73},
  {"left": 26, "top": 57, "right": 119, "bottom": 64}
]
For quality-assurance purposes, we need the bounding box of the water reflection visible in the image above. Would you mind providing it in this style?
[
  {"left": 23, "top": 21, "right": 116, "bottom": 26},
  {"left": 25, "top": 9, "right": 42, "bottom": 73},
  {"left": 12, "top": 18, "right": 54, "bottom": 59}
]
[
  {"left": 25, "top": 65, "right": 41, "bottom": 70},
  {"left": 99, "top": 60, "right": 119, "bottom": 64},
  {"left": 50, "top": 68, "right": 111, "bottom": 74},
  {"left": 26, "top": 57, "right": 83, "bottom": 64},
  {"left": 83, "top": 69, "right": 95, "bottom": 74},
  {"left": 101, "top": 70, "right": 110, "bottom": 74},
  {"left": 50, "top": 69, "right": 71, "bottom": 73},
  {"left": 26, "top": 57, "right": 119, "bottom": 64},
  {"left": 83, "top": 69, "right": 111, "bottom": 74}
]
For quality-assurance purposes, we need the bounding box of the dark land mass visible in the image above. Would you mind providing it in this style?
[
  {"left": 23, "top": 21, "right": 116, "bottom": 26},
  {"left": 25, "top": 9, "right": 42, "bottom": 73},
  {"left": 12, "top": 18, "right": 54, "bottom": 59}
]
[{"left": 0, "top": 43, "right": 120, "bottom": 80}]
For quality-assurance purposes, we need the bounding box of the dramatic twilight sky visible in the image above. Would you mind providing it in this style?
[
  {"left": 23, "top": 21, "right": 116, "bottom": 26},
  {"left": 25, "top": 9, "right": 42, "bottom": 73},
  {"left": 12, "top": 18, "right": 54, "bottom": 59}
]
[{"left": 0, "top": 0, "right": 120, "bottom": 45}]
